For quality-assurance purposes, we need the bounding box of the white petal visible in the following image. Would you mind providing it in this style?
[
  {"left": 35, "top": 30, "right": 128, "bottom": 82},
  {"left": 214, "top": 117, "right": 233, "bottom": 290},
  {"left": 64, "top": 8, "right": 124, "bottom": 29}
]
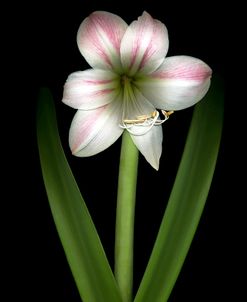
[
  {"left": 136, "top": 55, "right": 212, "bottom": 110},
  {"left": 77, "top": 11, "right": 128, "bottom": 72},
  {"left": 130, "top": 125, "right": 163, "bottom": 170},
  {"left": 69, "top": 99, "right": 123, "bottom": 157},
  {"left": 120, "top": 11, "right": 168, "bottom": 75},
  {"left": 62, "top": 69, "right": 119, "bottom": 109},
  {"left": 122, "top": 85, "right": 156, "bottom": 121}
]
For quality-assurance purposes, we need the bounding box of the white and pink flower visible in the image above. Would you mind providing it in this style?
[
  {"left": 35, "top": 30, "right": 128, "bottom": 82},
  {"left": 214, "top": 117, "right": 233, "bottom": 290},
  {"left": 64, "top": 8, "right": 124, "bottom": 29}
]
[{"left": 62, "top": 11, "right": 212, "bottom": 170}]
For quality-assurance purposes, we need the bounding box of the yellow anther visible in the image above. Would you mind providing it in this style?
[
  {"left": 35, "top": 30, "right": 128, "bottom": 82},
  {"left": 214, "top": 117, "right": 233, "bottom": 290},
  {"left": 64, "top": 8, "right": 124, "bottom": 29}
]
[
  {"left": 123, "top": 118, "right": 145, "bottom": 124},
  {"left": 162, "top": 110, "right": 174, "bottom": 117},
  {"left": 124, "top": 111, "right": 157, "bottom": 124}
]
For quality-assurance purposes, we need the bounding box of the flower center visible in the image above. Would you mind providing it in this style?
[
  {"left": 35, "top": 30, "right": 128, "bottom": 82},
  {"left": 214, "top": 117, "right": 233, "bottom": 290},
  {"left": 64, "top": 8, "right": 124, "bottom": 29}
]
[{"left": 120, "top": 74, "right": 133, "bottom": 88}]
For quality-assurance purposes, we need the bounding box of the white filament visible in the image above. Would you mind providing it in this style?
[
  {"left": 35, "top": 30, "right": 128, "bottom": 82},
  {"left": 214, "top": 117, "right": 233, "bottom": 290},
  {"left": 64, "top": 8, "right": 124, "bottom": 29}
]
[{"left": 119, "top": 110, "right": 170, "bottom": 136}]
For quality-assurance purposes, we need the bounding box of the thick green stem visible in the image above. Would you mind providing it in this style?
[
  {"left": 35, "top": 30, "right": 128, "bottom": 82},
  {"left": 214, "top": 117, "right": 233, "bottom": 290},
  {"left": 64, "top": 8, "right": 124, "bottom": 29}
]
[{"left": 115, "top": 131, "right": 139, "bottom": 302}]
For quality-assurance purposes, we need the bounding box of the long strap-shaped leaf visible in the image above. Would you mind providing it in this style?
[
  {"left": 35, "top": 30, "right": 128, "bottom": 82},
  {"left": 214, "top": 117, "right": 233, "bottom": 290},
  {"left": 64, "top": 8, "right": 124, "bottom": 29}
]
[
  {"left": 37, "top": 88, "right": 122, "bottom": 302},
  {"left": 134, "top": 75, "right": 224, "bottom": 302}
]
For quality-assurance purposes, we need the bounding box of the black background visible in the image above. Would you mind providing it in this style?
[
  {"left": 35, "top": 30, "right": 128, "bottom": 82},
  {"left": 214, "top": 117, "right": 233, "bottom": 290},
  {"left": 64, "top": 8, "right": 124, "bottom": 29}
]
[{"left": 8, "top": 0, "right": 226, "bottom": 301}]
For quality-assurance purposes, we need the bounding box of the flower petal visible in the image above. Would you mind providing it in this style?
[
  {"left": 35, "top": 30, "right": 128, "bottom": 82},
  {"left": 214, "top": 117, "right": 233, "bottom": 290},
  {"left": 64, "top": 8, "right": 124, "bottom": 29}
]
[
  {"left": 62, "top": 69, "right": 119, "bottom": 109},
  {"left": 77, "top": 11, "right": 128, "bottom": 72},
  {"left": 120, "top": 11, "right": 168, "bottom": 75},
  {"left": 130, "top": 125, "right": 163, "bottom": 170},
  {"left": 69, "top": 99, "right": 123, "bottom": 157},
  {"left": 136, "top": 55, "right": 212, "bottom": 110},
  {"left": 122, "top": 85, "right": 156, "bottom": 121}
]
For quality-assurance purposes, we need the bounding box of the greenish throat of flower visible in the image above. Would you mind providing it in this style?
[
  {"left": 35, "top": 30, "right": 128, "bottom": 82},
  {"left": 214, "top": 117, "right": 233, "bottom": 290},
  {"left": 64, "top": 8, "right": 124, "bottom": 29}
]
[{"left": 119, "top": 74, "right": 173, "bottom": 136}]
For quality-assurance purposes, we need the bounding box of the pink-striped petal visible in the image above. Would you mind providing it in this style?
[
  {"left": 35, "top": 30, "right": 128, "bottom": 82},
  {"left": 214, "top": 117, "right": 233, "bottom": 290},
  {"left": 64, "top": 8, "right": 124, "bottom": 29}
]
[
  {"left": 120, "top": 11, "right": 168, "bottom": 75},
  {"left": 77, "top": 11, "right": 128, "bottom": 72},
  {"left": 130, "top": 125, "right": 163, "bottom": 170},
  {"left": 62, "top": 69, "right": 119, "bottom": 110},
  {"left": 69, "top": 100, "right": 123, "bottom": 157},
  {"left": 137, "top": 56, "right": 212, "bottom": 110}
]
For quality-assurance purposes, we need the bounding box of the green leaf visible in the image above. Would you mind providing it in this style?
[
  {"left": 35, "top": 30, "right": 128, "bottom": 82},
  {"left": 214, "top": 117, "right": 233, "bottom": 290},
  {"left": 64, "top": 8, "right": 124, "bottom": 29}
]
[
  {"left": 134, "top": 75, "right": 224, "bottom": 302},
  {"left": 37, "top": 88, "right": 122, "bottom": 302}
]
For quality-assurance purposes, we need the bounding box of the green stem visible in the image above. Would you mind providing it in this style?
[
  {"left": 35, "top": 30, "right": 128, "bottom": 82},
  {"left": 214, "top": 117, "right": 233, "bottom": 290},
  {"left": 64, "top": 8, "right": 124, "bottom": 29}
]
[{"left": 115, "top": 131, "right": 139, "bottom": 302}]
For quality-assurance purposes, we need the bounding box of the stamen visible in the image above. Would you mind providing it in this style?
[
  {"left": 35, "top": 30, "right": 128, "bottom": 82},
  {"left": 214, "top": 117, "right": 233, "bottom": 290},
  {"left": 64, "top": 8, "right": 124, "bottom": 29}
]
[
  {"left": 123, "top": 111, "right": 157, "bottom": 124},
  {"left": 161, "top": 110, "right": 174, "bottom": 118},
  {"left": 120, "top": 109, "right": 175, "bottom": 136}
]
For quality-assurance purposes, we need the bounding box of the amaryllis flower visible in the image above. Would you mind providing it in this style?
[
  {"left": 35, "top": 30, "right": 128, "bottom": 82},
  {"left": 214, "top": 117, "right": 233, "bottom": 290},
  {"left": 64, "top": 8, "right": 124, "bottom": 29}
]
[{"left": 62, "top": 11, "right": 212, "bottom": 170}]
